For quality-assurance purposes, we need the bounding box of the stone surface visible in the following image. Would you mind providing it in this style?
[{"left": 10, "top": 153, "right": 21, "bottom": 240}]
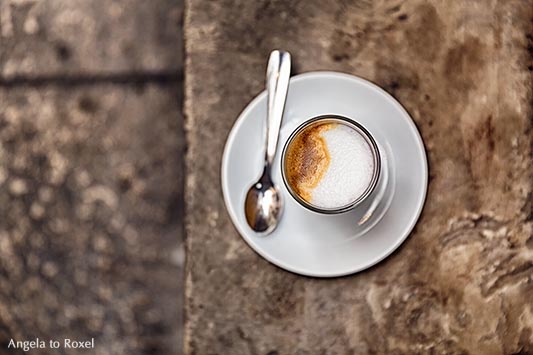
[
  {"left": 184, "top": 1, "right": 532, "bottom": 354},
  {"left": 0, "top": 0, "right": 182, "bottom": 77},
  {"left": 0, "top": 84, "right": 184, "bottom": 355},
  {"left": 0, "top": 1, "right": 184, "bottom": 353}
]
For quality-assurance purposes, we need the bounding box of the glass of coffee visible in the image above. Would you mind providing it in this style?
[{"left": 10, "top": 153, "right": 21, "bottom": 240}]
[{"left": 281, "top": 115, "right": 381, "bottom": 214}]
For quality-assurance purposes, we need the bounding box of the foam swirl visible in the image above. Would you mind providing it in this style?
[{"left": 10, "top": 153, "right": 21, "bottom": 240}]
[{"left": 285, "top": 120, "right": 374, "bottom": 209}]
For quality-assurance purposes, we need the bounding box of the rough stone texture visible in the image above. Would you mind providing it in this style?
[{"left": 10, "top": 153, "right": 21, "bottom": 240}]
[
  {"left": 184, "top": 1, "right": 532, "bottom": 354},
  {"left": 0, "top": 0, "right": 182, "bottom": 77},
  {"left": 0, "top": 1, "right": 184, "bottom": 355},
  {"left": 0, "top": 84, "right": 184, "bottom": 355}
]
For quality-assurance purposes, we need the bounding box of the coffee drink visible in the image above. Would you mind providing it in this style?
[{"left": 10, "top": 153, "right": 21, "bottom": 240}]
[{"left": 283, "top": 118, "right": 377, "bottom": 210}]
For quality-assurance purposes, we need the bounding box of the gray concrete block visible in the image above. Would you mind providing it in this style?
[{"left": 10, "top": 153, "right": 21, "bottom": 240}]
[
  {"left": 0, "top": 0, "right": 182, "bottom": 77},
  {"left": 0, "top": 83, "right": 184, "bottom": 354}
]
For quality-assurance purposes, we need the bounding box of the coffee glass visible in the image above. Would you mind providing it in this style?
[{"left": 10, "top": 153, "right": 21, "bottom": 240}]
[{"left": 281, "top": 115, "right": 381, "bottom": 214}]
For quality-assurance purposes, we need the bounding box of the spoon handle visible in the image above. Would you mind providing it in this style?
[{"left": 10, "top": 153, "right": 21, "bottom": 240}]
[{"left": 265, "top": 50, "right": 291, "bottom": 169}]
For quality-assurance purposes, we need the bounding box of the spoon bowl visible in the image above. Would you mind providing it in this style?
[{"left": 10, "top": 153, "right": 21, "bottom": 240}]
[{"left": 244, "top": 172, "right": 282, "bottom": 234}]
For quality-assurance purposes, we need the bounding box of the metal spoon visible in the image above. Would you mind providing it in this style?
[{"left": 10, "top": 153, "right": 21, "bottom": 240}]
[{"left": 244, "top": 50, "right": 291, "bottom": 234}]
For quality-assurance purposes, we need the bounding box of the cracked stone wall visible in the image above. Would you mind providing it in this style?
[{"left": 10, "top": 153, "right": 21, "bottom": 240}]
[{"left": 184, "top": 1, "right": 532, "bottom": 354}]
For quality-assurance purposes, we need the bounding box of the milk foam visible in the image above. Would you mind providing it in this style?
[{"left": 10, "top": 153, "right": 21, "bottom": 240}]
[{"left": 309, "top": 124, "right": 374, "bottom": 208}]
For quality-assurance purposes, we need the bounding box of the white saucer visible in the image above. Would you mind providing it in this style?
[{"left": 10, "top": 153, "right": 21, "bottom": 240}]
[{"left": 221, "top": 71, "right": 428, "bottom": 277}]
